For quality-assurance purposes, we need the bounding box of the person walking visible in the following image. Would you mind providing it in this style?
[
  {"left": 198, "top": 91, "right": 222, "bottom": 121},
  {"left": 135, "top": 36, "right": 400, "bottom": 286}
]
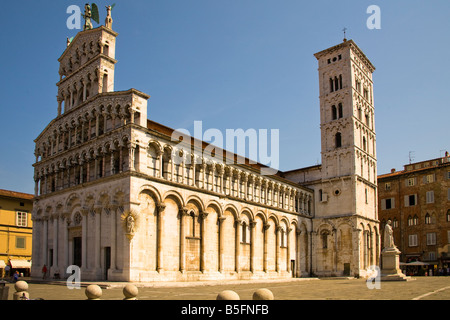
[{"left": 42, "top": 264, "right": 48, "bottom": 279}]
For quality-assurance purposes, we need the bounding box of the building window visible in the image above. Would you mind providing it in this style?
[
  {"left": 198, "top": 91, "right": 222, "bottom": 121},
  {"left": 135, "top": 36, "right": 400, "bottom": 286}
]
[
  {"left": 426, "top": 233, "right": 436, "bottom": 246},
  {"left": 408, "top": 215, "right": 419, "bottom": 226},
  {"left": 338, "top": 103, "right": 343, "bottom": 118},
  {"left": 404, "top": 194, "right": 417, "bottom": 207},
  {"left": 406, "top": 177, "right": 415, "bottom": 187},
  {"left": 385, "top": 182, "right": 391, "bottom": 191},
  {"left": 425, "top": 213, "right": 431, "bottom": 224},
  {"left": 321, "top": 231, "right": 329, "bottom": 249},
  {"left": 332, "top": 105, "right": 337, "bottom": 120},
  {"left": 409, "top": 234, "right": 418, "bottom": 247},
  {"left": 392, "top": 218, "right": 398, "bottom": 228},
  {"left": 335, "top": 132, "right": 342, "bottom": 148},
  {"left": 15, "top": 237, "right": 26, "bottom": 249},
  {"left": 425, "top": 174, "right": 434, "bottom": 183},
  {"left": 447, "top": 210, "right": 450, "bottom": 222},
  {"left": 16, "top": 212, "right": 27, "bottom": 227},
  {"left": 381, "top": 198, "right": 394, "bottom": 210},
  {"left": 426, "top": 191, "right": 434, "bottom": 204}
]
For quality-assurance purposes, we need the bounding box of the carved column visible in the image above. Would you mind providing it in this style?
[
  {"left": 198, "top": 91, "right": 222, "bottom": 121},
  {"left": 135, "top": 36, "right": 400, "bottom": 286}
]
[
  {"left": 276, "top": 226, "right": 282, "bottom": 272},
  {"left": 250, "top": 221, "right": 256, "bottom": 273},
  {"left": 179, "top": 207, "right": 188, "bottom": 273},
  {"left": 218, "top": 216, "right": 226, "bottom": 273},
  {"left": 81, "top": 208, "right": 88, "bottom": 271},
  {"left": 235, "top": 218, "right": 242, "bottom": 273},
  {"left": 110, "top": 204, "right": 118, "bottom": 271},
  {"left": 43, "top": 217, "right": 48, "bottom": 267},
  {"left": 52, "top": 215, "right": 59, "bottom": 272},
  {"left": 94, "top": 206, "right": 102, "bottom": 272},
  {"left": 200, "top": 211, "right": 209, "bottom": 272},
  {"left": 156, "top": 203, "right": 166, "bottom": 272},
  {"left": 263, "top": 223, "right": 270, "bottom": 272}
]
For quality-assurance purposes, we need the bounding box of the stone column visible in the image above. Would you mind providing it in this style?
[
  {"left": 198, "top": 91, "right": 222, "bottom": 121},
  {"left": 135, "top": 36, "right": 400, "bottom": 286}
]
[
  {"left": 200, "top": 212, "right": 209, "bottom": 272},
  {"left": 156, "top": 203, "right": 166, "bottom": 272},
  {"left": 218, "top": 216, "right": 226, "bottom": 273},
  {"left": 179, "top": 207, "right": 188, "bottom": 273},
  {"left": 158, "top": 150, "right": 164, "bottom": 178},
  {"left": 94, "top": 206, "right": 102, "bottom": 273},
  {"left": 263, "top": 223, "right": 270, "bottom": 272},
  {"left": 81, "top": 209, "right": 88, "bottom": 271},
  {"left": 110, "top": 204, "right": 118, "bottom": 271},
  {"left": 235, "top": 219, "right": 242, "bottom": 273},
  {"left": 250, "top": 221, "right": 256, "bottom": 273},
  {"left": 53, "top": 215, "right": 59, "bottom": 272},
  {"left": 286, "top": 227, "right": 291, "bottom": 273},
  {"left": 43, "top": 217, "right": 48, "bottom": 267},
  {"left": 276, "top": 226, "right": 281, "bottom": 272},
  {"left": 63, "top": 215, "right": 69, "bottom": 272}
]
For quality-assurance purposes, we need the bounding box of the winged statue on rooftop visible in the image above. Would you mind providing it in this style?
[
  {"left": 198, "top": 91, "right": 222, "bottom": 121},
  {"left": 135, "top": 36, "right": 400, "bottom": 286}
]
[{"left": 82, "top": 3, "right": 116, "bottom": 30}]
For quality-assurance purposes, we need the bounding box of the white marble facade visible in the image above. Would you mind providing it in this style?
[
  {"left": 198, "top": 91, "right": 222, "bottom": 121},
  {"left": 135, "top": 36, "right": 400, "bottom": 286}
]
[{"left": 31, "top": 19, "right": 379, "bottom": 282}]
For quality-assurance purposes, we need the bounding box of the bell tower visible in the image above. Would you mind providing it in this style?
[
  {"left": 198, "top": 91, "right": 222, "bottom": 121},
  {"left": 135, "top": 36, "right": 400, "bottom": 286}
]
[{"left": 313, "top": 39, "right": 377, "bottom": 221}]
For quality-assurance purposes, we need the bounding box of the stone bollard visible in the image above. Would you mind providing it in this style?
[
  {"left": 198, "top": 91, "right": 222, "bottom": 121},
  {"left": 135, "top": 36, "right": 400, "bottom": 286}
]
[
  {"left": 123, "top": 284, "right": 138, "bottom": 300},
  {"left": 13, "top": 281, "right": 29, "bottom": 300},
  {"left": 85, "top": 284, "right": 102, "bottom": 300},
  {"left": 216, "top": 290, "right": 240, "bottom": 300},
  {"left": 252, "top": 288, "right": 274, "bottom": 300}
]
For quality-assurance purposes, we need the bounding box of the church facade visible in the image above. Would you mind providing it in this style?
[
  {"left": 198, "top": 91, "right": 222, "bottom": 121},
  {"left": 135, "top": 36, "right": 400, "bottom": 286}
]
[{"left": 31, "top": 13, "right": 379, "bottom": 282}]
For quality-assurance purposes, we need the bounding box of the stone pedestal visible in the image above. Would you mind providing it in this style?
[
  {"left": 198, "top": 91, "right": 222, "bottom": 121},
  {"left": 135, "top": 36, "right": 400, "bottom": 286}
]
[{"left": 380, "top": 247, "right": 411, "bottom": 281}]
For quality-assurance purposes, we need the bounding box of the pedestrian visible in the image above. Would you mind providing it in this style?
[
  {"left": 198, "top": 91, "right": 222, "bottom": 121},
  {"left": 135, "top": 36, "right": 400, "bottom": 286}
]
[
  {"left": 13, "top": 271, "right": 19, "bottom": 282},
  {"left": 4, "top": 264, "right": 10, "bottom": 278},
  {"left": 42, "top": 264, "right": 47, "bottom": 279}
]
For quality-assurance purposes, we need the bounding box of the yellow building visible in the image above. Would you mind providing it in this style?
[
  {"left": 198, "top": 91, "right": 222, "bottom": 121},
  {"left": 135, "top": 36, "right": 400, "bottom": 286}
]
[{"left": 0, "top": 189, "right": 33, "bottom": 277}]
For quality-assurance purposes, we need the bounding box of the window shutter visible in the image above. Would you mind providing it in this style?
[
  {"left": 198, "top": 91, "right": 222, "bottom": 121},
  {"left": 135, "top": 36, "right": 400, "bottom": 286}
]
[
  {"left": 391, "top": 198, "right": 395, "bottom": 209},
  {"left": 404, "top": 195, "right": 409, "bottom": 207},
  {"left": 381, "top": 199, "right": 386, "bottom": 210}
]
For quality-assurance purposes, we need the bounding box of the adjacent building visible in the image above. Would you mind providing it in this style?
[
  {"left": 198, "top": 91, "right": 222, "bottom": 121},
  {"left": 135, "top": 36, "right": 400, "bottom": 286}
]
[
  {"left": 31, "top": 9, "right": 380, "bottom": 282},
  {"left": 378, "top": 154, "right": 450, "bottom": 269},
  {"left": 0, "top": 189, "right": 34, "bottom": 276}
]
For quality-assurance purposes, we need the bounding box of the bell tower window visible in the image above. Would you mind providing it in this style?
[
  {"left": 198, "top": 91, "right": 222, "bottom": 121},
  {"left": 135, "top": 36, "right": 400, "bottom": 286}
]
[{"left": 335, "top": 132, "right": 342, "bottom": 148}]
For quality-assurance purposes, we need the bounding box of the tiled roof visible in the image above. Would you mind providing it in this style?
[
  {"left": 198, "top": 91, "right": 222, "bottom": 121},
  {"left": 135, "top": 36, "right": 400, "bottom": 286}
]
[{"left": 0, "top": 189, "right": 34, "bottom": 200}]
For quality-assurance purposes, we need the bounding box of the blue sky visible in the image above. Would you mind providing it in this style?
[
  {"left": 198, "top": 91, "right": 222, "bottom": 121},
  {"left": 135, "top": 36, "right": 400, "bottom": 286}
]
[{"left": 0, "top": 0, "right": 449, "bottom": 194}]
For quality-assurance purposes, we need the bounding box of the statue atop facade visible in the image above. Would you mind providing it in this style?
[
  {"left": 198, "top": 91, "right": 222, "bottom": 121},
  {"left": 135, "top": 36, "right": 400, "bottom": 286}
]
[{"left": 82, "top": 3, "right": 100, "bottom": 31}]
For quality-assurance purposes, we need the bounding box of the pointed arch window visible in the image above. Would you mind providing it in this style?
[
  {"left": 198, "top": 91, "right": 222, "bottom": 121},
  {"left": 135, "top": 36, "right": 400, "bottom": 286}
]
[{"left": 425, "top": 213, "right": 432, "bottom": 225}]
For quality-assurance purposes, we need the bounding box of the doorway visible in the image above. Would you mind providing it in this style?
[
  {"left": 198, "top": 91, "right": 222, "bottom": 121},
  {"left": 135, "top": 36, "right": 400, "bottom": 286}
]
[
  {"left": 104, "top": 247, "right": 111, "bottom": 280},
  {"left": 73, "top": 237, "right": 82, "bottom": 268}
]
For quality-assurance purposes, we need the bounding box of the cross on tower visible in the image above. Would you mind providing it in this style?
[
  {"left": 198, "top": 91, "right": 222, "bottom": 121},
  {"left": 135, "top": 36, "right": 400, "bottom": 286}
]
[{"left": 343, "top": 28, "right": 347, "bottom": 42}]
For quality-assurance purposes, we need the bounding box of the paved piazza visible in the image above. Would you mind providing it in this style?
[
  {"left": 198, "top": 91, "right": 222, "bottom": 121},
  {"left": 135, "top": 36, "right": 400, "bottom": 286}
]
[{"left": 4, "top": 277, "right": 450, "bottom": 300}]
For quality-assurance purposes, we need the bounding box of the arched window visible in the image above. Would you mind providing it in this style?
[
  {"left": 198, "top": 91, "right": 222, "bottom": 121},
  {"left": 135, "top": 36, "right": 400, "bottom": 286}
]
[
  {"left": 335, "top": 132, "right": 342, "bottom": 148},
  {"left": 242, "top": 221, "right": 247, "bottom": 243},
  {"left": 425, "top": 213, "right": 431, "bottom": 224},
  {"left": 321, "top": 230, "right": 329, "bottom": 249},
  {"left": 413, "top": 215, "right": 419, "bottom": 226},
  {"left": 332, "top": 105, "right": 337, "bottom": 120},
  {"left": 338, "top": 103, "right": 343, "bottom": 118},
  {"left": 330, "top": 78, "right": 334, "bottom": 93},
  {"left": 407, "top": 215, "right": 413, "bottom": 226},
  {"left": 339, "top": 74, "right": 343, "bottom": 89},
  {"left": 363, "top": 136, "right": 367, "bottom": 152},
  {"left": 447, "top": 210, "right": 450, "bottom": 222}
]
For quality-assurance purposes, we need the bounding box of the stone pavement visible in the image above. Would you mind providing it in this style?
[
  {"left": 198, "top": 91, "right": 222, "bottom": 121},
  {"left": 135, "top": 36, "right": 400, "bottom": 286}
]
[{"left": 3, "top": 276, "right": 450, "bottom": 300}]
